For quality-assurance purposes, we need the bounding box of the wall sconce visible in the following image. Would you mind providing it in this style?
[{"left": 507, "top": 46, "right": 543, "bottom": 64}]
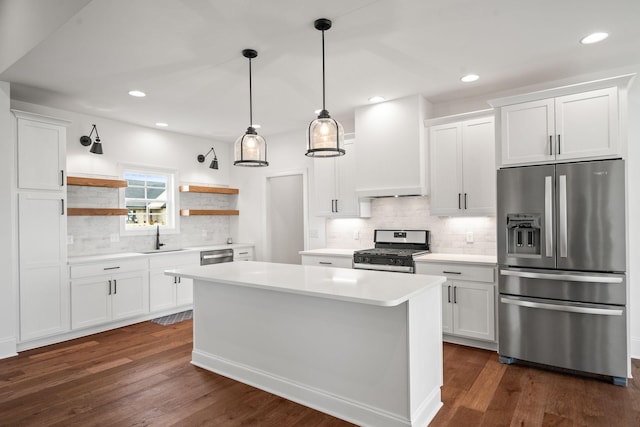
[
  {"left": 79, "top": 124, "right": 103, "bottom": 154},
  {"left": 198, "top": 147, "right": 219, "bottom": 169}
]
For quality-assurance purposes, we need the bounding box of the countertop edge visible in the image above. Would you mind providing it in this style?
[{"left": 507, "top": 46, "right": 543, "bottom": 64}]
[{"left": 166, "top": 263, "right": 446, "bottom": 307}]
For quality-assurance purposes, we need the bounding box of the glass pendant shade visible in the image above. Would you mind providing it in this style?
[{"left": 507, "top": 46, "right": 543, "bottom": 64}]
[
  {"left": 234, "top": 49, "right": 268, "bottom": 167},
  {"left": 306, "top": 112, "right": 344, "bottom": 157},
  {"left": 306, "top": 18, "right": 345, "bottom": 158},
  {"left": 234, "top": 127, "right": 268, "bottom": 166}
]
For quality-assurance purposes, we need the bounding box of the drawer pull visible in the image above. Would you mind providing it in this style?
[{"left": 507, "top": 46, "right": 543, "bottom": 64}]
[
  {"left": 442, "top": 271, "right": 462, "bottom": 275},
  {"left": 238, "top": 252, "right": 249, "bottom": 255},
  {"left": 319, "top": 261, "right": 332, "bottom": 265},
  {"left": 104, "top": 266, "right": 121, "bottom": 271}
]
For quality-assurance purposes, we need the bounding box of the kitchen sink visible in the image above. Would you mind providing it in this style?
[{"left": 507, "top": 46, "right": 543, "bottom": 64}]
[{"left": 139, "top": 248, "right": 189, "bottom": 254}]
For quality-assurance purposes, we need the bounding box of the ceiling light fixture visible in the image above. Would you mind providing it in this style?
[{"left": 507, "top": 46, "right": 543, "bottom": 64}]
[
  {"left": 368, "top": 96, "right": 385, "bottom": 103},
  {"left": 128, "top": 90, "right": 146, "bottom": 97},
  {"left": 306, "top": 18, "right": 345, "bottom": 158},
  {"left": 79, "top": 124, "right": 103, "bottom": 154},
  {"left": 198, "top": 147, "right": 219, "bottom": 170},
  {"left": 580, "top": 32, "right": 609, "bottom": 44},
  {"left": 234, "top": 49, "right": 268, "bottom": 167},
  {"left": 461, "top": 74, "right": 479, "bottom": 83},
  {"left": 155, "top": 122, "right": 168, "bottom": 127}
]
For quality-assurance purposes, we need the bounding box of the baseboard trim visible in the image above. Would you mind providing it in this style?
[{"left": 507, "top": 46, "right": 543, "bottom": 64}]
[
  {"left": 443, "top": 334, "right": 498, "bottom": 352},
  {"left": 192, "top": 349, "right": 440, "bottom": 427},
  {"left": 0, "top": 336, "right": 18, "bottom": 359},
  {"left": 17, "top": 305, "right": 192, "bottom": 352}
]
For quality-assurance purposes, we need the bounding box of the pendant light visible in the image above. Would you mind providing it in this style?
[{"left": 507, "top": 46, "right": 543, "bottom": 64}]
[
  {"left": 234, "top": 49, "right": 268, "bottom": 167},
  {"left": 306, "top": 18, "right": 345, "bottom": 158}
]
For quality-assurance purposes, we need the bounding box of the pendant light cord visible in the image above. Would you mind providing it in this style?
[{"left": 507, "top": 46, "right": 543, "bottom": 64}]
[
  {"left": 321, "top": 29, "right": 326, "bottom": 111},
  {"left": 248, "top": 57, "right": 253, "bottom": 127}
]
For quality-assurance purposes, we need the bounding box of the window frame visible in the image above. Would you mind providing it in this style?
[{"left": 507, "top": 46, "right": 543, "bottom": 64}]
[{"left": 119, "top": 164, "right": 179, "bottom": 236}]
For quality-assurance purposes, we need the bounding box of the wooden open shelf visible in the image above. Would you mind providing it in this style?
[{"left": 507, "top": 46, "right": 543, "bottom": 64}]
[
  {"left": 67, "top": 176, "right": 128, "bottom": 188},
  {"left": 67, "top": 208, "right": 129, "bottom": 216},
  {"left": 180, "top": 209, "right": 239, "bottom": 216},
  {"left": 179, "top": 185, "right": 238, "bottom": 194}
]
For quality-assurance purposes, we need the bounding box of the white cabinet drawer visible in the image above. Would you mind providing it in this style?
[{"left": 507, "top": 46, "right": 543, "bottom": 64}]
[
  {"left": 70, "top": 258, "right": 148, "bottom": 279},
  {"left": 149, "top": 251, "right": 199, "bottom": 270},
  {"left": 301, "top": 255, "right": 352, "bottom": 269},
  {"left": 416, "top": 262, "right": 494, "bottom": 283},
  {"left": 233, "top": 247, "right": 254, "bottom": 261}
]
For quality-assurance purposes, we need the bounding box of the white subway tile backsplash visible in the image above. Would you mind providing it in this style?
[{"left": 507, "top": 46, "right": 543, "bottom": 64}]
[{"left": 326, "top": 196, "right": 496, "bottom": 256}]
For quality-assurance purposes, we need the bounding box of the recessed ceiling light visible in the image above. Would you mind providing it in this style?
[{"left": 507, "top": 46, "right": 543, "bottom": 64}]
[
  {"left": 155, "top": 122, "right": 168, "bottom": 127},
  {"left": 580, "top": 32, "right": 609, "bottom": 45},
  {"left": 368, "top": 96, "right": 385, "bottom": 103},
  {"left": 128, "top": 90, "right": 146, "bottom": 97},
  {"left": 461, "top": 74, "right": 479, "bottom": 83}
]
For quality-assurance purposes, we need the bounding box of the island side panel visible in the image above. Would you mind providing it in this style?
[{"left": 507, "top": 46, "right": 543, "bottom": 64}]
[
  {"left": 191, "top": 278, "right": 440, "bottom": 427},
  {"left": 407, "top": 283, "right": 444, "bottom": 425}
]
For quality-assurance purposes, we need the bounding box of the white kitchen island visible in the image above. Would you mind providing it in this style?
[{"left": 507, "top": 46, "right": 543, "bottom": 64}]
[{"left": 166, "top": 261, "right": 446, "bottom": 427}]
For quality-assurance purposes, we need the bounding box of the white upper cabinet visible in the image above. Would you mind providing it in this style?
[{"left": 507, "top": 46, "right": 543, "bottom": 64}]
[
  {"left": 428, "top": 113, "right": 495, "bottom": 216},
  {"left": 14, "top": 110, "right": 68, "bottom": 191},
  {"left": 355, "top": 95, "right": 430, "bottom": 197},
  {"left": 314, "top": 137, "right": 359, "bottom": 217},
  {"left": 491, "top": 75, "right": 635, "bottom": 167}
]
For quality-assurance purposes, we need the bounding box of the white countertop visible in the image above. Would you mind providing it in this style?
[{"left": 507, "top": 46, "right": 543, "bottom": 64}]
[
  {"left": 415, "top": 253, "right": 497, "bottom": 265},
  {"left": 167, "top": 261, "right": 445, "bottom": 307},
  {"left": 68, "top": 243, "right": 254, "bottom": 264},
  {"left": 298, "top": 248, "right": 356, "bottom": 257}
]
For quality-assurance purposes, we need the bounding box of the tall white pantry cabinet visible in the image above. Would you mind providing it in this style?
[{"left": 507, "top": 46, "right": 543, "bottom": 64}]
[{"left": 13, "top": 110, "right": 70, "bottom": 342}]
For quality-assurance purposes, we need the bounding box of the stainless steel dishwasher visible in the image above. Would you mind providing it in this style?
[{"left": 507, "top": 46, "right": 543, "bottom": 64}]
[{"left": 200, "top": 248, "right": 234, "bottom": 265}]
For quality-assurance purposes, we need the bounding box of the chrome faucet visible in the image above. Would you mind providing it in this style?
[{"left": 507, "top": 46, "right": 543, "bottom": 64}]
[{"left": 155, "top": 225, "right": 165, "bottom": 250}]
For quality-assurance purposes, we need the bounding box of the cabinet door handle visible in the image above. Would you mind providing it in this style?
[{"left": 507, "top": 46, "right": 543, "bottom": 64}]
[
  {"left": 557, "top": 134, "right": 561, "bottom": 155},
  {"left": 549, "top": 135, "right": 553, "bottom": 155},
  {"left": 458, "top": 193, "right": 461, "bottom": 209},
  {"left": 335, "top": 199, "right": 339, "bottom": 212},
  {"left": 61, "top": 199, "right": 65, "bottom": 215},
  {"left": 174, "top": 277, "right": 177, "bottom": 284},
  {"left": 114, "top": 280, "right": 117, "bottom": 294},
  {"left": 453, "top": 286, "right": 457, "bottom": 304},
  {"left": 108, "top": 280, "right": 112, "bottom": 295},
  {"left": 60, "top": 170, "right": 65, "bottom": 187},
  {"left": 443, "top": 271, "right": 462, "bottom": 275},
  {"left": 178, "top": 277, "right": 181, "bottom": 284},
  {"left": 447, "top": 285, "right": 451, "bottom": 303},
  {"left": 464, "top": 193, "right": 468, "bottom": 209},
  {"left": 103, "top": 266, "right": 120, "bottom": 271}
]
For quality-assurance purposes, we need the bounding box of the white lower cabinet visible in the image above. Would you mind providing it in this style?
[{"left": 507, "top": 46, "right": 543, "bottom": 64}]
[
  {"left": 416, "top": 261, "right": 496, "bottom": 342},
  {"left": 149, "top": 251, "right": 199, "bottom": 312},
  {"left": 70, "top": 258, "right": 149, "bottom": 329},
  {"left": 233, "top": 246, "right": 254, "bottom": 261},
  {"left": 301, "top": 254, "right": 353, "bottom": 269}
]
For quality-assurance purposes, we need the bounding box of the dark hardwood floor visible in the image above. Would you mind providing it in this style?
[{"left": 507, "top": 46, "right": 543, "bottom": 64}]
[{"left": 1, "top": 320, "right": 639, "bottom": 426}]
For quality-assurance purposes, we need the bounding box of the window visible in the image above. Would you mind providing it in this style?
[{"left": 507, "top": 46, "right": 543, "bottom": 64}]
[{"left": 123, "top": 169, "right": 176, "bottom": 231}]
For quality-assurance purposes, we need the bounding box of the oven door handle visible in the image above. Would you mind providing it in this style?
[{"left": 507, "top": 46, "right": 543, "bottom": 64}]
[
  {"left": 499, "top": 269, "right": 623, "bottom": 283},
  {"left": 500, "top": 297, "right": 623, "bottom": 316}
]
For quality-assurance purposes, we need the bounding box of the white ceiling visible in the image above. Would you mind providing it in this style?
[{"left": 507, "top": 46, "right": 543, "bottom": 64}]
[{"left": 2, "top": 0, "right": 640, "bottom": 142}]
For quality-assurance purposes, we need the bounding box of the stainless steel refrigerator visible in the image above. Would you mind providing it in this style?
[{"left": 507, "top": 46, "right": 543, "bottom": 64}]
[{"left": 497, "top": 159, "right": 628, "bottom": 385}]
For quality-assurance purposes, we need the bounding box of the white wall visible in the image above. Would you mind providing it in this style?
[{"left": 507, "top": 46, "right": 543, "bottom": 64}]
[
  {"left": 0, "top": 81, "right": 17, "bottom": 358},
  {"left": 231, "top": 127, "right": 324, "bottom": 261}
]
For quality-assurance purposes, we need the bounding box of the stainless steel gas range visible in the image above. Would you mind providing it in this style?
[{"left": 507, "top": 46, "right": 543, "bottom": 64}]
[{"left": 353, "top": 229, "right": 430, "bottom": 273}]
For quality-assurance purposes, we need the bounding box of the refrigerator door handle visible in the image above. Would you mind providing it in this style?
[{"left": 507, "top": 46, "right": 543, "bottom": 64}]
[
  {"left": 500, "top": 297, "right": 623, "bottom": 316},
  {"left": 544, "top": 175, "right": 553, "bottom": 257},
  {"left": 499, "top": 269, "right": 623, "bottom": 283},
  {"left": 559, "top": 174, "right": 568, "bottom": 258}
]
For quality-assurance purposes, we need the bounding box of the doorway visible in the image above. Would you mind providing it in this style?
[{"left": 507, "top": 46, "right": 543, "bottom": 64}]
[{"left": 266, "top": 173, "right": 306, "bottom": 264}]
